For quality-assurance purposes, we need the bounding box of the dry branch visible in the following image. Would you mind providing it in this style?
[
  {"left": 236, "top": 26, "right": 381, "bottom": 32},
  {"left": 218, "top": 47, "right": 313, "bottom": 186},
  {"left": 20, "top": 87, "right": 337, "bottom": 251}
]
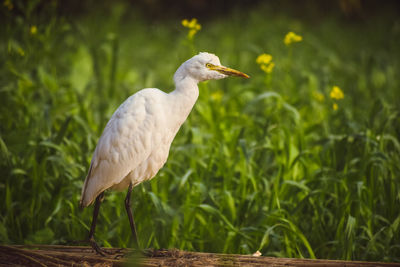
[{"left": 0, "top": 245, "right": 398, "bottom": 267}]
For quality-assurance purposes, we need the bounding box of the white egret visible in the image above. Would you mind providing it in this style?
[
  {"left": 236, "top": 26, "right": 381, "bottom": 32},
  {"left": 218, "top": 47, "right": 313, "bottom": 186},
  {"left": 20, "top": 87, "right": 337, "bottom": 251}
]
[{"left": 80, "top": 52, "right": 249, "bottom": 255}]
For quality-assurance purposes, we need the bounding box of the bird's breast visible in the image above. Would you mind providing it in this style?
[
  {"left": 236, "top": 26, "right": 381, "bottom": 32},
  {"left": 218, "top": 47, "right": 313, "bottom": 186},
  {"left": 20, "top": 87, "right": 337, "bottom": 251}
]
[{"left": 108, "top": 89, "right": 193, "bottom": 190}]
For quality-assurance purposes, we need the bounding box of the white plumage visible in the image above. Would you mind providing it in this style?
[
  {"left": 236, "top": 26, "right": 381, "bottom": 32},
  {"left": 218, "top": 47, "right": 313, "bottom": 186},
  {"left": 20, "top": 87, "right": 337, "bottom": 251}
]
[
  {"left": 80, "top": 52, "right": 248, "bottom": 207},
  {"left": 80, "top": 88, "right": 175, "bottom": 207},
  {"left": 79, "top": 52, "right": 249, "bottom": 254}
]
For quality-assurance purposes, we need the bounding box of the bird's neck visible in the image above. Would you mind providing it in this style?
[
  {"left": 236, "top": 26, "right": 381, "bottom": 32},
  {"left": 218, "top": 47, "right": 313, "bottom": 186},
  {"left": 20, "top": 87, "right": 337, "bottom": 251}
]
[{"left": 168, "top": 76, "right": 199, "bottom": 126}]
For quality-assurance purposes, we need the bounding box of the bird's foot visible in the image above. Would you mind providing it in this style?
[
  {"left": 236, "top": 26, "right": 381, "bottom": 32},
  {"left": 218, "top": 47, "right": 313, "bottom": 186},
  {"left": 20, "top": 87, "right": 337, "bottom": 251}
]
[
  {"left": 115, "top": 248, "right": 149, "bottom": 260},
  {"left": 89, "top": 237, "right": 113, "bottom": 256},
  {"left": 140, "top": 248, "right": 154, "bottom": 257}
]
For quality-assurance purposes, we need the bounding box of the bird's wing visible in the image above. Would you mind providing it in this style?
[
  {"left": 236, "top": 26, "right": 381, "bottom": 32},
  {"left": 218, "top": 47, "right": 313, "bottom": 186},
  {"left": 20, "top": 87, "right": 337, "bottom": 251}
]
[{"left": 80, "top": 90, "right": 165, "bottom": 207}]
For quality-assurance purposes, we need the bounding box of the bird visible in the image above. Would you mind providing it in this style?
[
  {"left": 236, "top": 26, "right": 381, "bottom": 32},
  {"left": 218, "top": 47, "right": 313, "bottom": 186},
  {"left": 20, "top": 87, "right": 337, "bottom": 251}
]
[{"left": 79, "top": 52, "right": 249, "bottom": 255}]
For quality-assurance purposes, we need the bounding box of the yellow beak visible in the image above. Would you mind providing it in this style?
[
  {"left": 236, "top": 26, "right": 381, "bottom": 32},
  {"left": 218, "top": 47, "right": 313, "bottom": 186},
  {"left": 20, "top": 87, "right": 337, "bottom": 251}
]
[{"left": 210, "top": 65, "right": 250, "bottom": 79}]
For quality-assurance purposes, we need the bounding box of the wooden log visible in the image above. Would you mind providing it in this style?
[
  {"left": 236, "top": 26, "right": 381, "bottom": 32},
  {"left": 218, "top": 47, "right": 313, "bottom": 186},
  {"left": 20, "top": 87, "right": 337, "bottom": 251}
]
[{"left": 0, "top": 245, "right": 398, "bottom": 267}]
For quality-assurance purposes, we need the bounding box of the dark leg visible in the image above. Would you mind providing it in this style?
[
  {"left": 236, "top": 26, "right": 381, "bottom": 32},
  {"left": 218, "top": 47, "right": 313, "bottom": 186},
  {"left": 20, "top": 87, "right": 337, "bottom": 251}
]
[
  {"left": 88, "top": 192, "right": 109, "bottom": 256},
  {"left": 125, "top": 183, "right": 140, "bottom": 249}
]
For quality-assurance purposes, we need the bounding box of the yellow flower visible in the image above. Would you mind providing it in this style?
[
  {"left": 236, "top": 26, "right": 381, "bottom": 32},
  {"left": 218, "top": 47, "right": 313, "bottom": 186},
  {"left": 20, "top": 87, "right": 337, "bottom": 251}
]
[
  {"left": 333, "top": 103, "right": 339, "bottom": 110},
  {"left": 256, "top": 53, "right": 275, "bottom": 74},
  {"left": 256, "top": 54, "right": 272, "bottom": 65},
  {"left": 188, "top": 29, "right": 196, "bottom": 39},
  {"left": 30, "top": 26, "right": 37, "bottom": 35},
  {"left": 312, "top": 91, "right": 325, "bottom": 102},
  {"left": 3, "top": 0, "right": 13, "bottom": 10},
  {"left": 330, "top": 86, "right": 344, "bottom": 100},
  {"left": 182, "top": 18, "right": 201, "bottom": 39},
  {"left": 260, "top": 62, "right": 275, "bottom": 74},
  {"left": 182, "top": 19, "right": 189, "bottom": 27},
  {"left": 284, "top": 31, "right": 303, "bottom": 46}
]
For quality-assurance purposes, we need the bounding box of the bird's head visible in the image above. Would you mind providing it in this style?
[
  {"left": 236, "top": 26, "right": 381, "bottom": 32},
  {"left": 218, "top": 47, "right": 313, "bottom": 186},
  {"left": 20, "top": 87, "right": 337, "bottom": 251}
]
[{"left": 174, "top": 52, "right": 249, "bottom": 83}]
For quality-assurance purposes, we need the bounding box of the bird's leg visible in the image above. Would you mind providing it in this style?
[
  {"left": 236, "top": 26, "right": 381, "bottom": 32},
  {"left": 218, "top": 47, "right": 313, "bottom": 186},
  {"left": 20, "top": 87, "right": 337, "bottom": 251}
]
[
  {"left": 88, "top": 191, "right": 111, "bottom": 256},
  {"left": 125, "top": 182, "right": 140, "bottom": 250}
]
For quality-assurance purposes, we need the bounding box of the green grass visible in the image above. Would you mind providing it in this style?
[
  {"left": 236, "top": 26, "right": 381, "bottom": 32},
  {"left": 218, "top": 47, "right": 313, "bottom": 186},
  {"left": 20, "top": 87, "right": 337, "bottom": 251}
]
[{"left": 1, "top": 1, "right": 400, "bottom": 262}]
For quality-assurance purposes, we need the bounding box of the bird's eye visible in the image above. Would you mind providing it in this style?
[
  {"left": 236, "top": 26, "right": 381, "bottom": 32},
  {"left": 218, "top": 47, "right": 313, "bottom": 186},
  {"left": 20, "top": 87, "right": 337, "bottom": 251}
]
[{"left": 206, "top": 63, "right": 214, "bottom": 68}]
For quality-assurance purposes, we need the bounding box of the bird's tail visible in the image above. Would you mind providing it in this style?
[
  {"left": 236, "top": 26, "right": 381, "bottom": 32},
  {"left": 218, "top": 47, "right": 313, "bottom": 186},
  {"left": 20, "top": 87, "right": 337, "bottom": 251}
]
[{"left": 79, "top": 164, "right": 93, "bottom": 209}]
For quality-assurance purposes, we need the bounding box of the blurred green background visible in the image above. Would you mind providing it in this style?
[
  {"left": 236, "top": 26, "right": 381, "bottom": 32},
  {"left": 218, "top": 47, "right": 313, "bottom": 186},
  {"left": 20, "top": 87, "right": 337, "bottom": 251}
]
[{"left": 1, "top": 0, "right": 400, "bottom": 262}]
